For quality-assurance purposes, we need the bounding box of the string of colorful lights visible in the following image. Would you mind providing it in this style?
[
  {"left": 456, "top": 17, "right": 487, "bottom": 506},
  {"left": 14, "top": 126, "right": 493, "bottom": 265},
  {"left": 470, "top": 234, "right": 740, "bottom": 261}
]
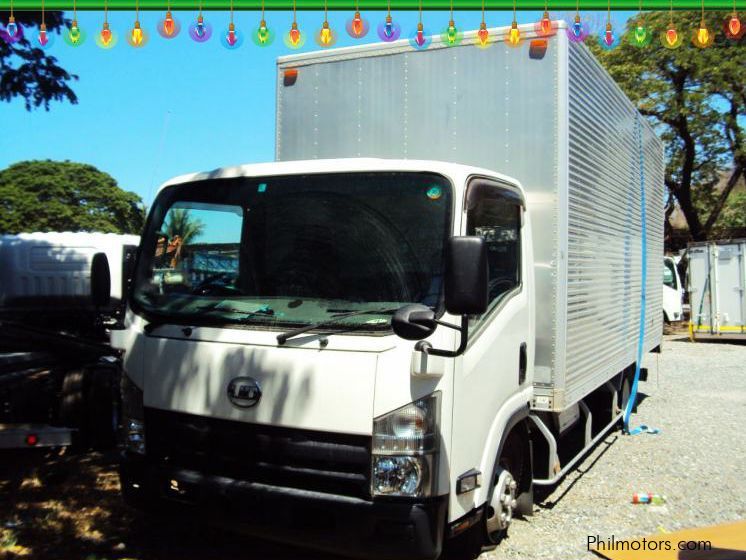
[
  {"left": 3, "top": 0, "right": 743, "bottom": 6},
  {"left": 1, "top": 0, "right": 743, "bottom": 48}
]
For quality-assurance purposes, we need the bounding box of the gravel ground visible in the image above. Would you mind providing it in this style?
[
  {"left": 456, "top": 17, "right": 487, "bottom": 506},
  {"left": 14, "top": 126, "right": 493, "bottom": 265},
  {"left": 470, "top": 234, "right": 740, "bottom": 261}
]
[
  {"left": 1, "top": 336, "right": 744, "bottom": 559},
  {"left": 483, "top": 336, "right": 746, "bottom": 559}
]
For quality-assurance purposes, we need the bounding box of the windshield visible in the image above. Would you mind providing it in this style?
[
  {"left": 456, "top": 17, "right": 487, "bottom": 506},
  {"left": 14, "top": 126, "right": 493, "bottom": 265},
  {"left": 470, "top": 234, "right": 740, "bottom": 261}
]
[
  {"left": 663, "top": 258, "right": 677, "bottom": 290},
  {"left": 132, "top": 172, "right": 453, "bottom": 331}
]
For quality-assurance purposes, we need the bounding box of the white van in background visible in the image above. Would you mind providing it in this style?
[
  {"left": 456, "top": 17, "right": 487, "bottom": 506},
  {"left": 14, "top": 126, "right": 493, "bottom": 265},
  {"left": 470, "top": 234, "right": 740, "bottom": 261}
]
[{"left": 663, "top": 256, "right": 684, "bottom": 323}]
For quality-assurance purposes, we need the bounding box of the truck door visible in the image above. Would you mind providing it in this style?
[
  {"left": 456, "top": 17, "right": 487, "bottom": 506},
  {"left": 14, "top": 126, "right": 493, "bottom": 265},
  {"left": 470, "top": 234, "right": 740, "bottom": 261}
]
[
  {"left": 663, "top": 256, "right": 683, "bottom": 322},
  {"left": 714, "top": 243, "right": 746, "bottom": 333},
  {"left": 450, "top": 178, "right": 532, "bottom": 519}
]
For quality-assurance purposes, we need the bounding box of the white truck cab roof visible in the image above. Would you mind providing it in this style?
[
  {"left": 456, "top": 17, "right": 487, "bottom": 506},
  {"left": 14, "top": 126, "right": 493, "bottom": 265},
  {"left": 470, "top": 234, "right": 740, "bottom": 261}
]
[{"left": 157, "top": 158, "right": 524, "bottom": 199}]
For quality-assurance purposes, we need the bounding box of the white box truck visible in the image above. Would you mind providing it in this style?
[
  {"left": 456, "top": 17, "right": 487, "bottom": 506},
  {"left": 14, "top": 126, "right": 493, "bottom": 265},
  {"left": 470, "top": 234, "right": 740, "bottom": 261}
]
[
  {"left": 0, "top": 232, "right": 138, "bottom": 449},
  {"left": 688, "top": 239, "right": 746, "bottom": 340},
  {"left": 109, "top": 21, "right": 663, "bottom": 560},
  {"left": 0, "top": 232, "right": 139, "bottom": 325}
]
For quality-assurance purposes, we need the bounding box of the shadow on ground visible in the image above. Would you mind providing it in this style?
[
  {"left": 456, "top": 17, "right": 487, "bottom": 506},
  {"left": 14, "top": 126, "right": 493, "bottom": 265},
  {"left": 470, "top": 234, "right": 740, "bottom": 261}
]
[{"left": 0, "top": 449, "right": 343, "bottom": 560}]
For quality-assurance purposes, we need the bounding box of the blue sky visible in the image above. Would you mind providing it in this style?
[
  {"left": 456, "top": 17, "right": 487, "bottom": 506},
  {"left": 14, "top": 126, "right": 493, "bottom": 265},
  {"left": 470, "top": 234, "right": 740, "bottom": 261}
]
[{"left": 1, "top": 9, "right": 635, "bottom": 206}]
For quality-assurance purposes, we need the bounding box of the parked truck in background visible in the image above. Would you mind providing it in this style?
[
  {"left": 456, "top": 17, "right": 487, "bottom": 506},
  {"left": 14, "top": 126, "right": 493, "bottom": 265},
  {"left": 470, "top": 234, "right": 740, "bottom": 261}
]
[
  {"left": 0, "top": 232, "right": 138, "bottom": 449},
  {"left": 688, "top": 238, "right": 746, "bottom": 340},
  {"left": 0, "top": 232, "right": 139, "bottom": 332},
  {"left": 107, "top": 22, "right": 664, "bottom": 560}
]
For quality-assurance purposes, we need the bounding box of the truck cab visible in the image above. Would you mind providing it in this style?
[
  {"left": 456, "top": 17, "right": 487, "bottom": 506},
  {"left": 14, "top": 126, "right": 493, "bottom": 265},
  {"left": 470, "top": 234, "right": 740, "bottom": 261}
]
[
  {"left": 663, "top": 256, "right": 683, "bottom": 323},
  {"left": 112, "top": 159, "right": 534, "bottom": 560}
]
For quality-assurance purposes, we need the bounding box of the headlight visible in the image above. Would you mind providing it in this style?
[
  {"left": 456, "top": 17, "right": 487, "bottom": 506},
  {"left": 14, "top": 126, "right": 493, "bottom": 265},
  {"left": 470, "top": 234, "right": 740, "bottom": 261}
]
[
  {"left": 373, "top": 393, "right": 439, "bottom": 454},
  {"left": 121, "top": 372, "right": 145, "bottom": 454},
  {"left": 371, "top": 393, "right": 440, "bottom": 498}
]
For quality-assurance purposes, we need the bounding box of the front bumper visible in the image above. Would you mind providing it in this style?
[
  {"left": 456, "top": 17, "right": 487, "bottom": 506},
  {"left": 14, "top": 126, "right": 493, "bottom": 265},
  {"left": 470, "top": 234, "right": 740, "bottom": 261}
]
[{"left": 120, "top": 453, "right": 447, "bottom": 560}]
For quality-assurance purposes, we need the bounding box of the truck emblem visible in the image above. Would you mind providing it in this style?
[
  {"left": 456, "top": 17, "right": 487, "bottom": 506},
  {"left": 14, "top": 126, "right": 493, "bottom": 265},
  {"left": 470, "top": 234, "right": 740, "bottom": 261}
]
[{"left": 227, "top": 377, "right": 262, "bottom": 408}]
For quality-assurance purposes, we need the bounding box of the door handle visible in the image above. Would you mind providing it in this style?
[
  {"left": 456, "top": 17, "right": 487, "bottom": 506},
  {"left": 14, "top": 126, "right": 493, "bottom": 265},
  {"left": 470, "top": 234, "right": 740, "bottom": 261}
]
[{"left": 519, "top": 343, "right": 527, "bottom": 385}]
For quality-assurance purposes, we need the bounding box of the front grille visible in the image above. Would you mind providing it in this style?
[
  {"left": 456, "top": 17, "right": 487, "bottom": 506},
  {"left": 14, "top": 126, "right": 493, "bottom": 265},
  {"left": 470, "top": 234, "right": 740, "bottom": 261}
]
[{"left": 145, "top": 408, "right": 372, "bottom": 499}]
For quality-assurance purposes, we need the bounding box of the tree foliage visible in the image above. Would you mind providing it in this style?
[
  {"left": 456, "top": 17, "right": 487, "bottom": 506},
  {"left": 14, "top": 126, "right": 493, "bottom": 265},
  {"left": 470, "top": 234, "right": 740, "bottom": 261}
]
[
  {"left": 0, "top": 11, "right": 77, "bottom": 110},
  {"left": 165, "top": 209, "right": 205, "bottom": 245},
  {"left": 589, "top": 11, "right": 746, "bottom": 241},
  {"left": 0, "top": 160, "right": 145, "bottom": 234},
  {"left": 717, "top": 191, "right": 746, "bottom": 228}
]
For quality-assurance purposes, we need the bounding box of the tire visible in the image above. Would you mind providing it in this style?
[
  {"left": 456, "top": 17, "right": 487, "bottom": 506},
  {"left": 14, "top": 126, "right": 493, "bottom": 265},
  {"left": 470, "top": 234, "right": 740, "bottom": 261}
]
[
  {"left": 485, "top": 426, "right": 529, "bottom": 545},
  {"left": 617, "top": 377, "right": 631, "bottom": 429},
  {"left": 58, "top": 365, "right": 120, "bottom": 450},
  {"left": 58, "top": 369, "right": 87, "bottom": 448},
  {"left": 441, "top": 427, "right": 530, "bottom": 559},
  {"left": 619, "top": 377, "right": 631, "bottom": 412},
  {"left": 441, "top": 522, "right": 484, "bottom": 560},
  {"left": 514, "top": 483, "right": 534, "bottom": 517},
  {"left": 85, "top": 366, "right": 120, "bottom": 450}
]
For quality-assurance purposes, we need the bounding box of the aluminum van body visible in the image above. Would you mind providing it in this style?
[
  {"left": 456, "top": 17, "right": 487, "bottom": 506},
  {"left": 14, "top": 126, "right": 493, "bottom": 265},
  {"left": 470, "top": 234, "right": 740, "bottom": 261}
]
[{"left": 276, "top": 21, "right": 664, "bottom": 411}]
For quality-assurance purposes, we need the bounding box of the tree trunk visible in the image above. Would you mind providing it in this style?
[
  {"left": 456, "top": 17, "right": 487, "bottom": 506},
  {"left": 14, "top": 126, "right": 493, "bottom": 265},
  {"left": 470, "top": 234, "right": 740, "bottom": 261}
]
[
  {"left": 702, "top": 164, "right": 744, "bottom": 235},
  {"left": 677, "top": 194, "right": 705, "bottom": 241}
]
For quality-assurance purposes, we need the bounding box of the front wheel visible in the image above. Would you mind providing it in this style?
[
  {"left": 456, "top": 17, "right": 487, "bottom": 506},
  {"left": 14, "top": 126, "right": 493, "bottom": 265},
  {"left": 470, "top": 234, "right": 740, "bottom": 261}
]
[
  {"left": 440, "top": 469, "right": 519, "bottom": 560},
  {"left": 441, "top": 522, "right": 484, "bottom": 560},
  {"left": 442, "top": 427, "right": 529, "bottom": 559},
  {"left": 486, "top": 428, "right": 527, "bottom": 545},
  {"left": 485, "top": 468, "right": 518, "bottom": 542}
]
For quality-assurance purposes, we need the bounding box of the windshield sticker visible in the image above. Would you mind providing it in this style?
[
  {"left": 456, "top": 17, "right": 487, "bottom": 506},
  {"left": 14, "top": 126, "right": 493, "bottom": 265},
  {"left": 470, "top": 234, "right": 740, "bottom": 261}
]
[
  {"left": 426, "top": 186, "right": 442, "bottom": 200},
  {"left": 258, "top": 183, "right": 267, "bottom": 193}
]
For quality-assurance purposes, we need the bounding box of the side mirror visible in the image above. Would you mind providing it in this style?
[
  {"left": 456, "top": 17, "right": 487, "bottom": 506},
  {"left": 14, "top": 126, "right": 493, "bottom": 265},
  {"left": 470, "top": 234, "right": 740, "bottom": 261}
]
[
  {"left": 91, "top": 252, "right": 112, "bottom": 308},
  {"left": 445, "top": 236, "right": 489, "bottom": 316},
  {"left": 390, "top": 237, "right": 487, "bottom": 358},
  {"left": 391, "top": 304, "right": 437, "bottom": 341}
]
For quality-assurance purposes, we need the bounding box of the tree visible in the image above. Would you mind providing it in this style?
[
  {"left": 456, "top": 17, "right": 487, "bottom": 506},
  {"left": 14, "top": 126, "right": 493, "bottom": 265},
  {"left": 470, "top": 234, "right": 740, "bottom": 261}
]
[
  {"left": 0, "top": 11, "right": 77, "bottom": 110},
  {"left": 165, "top": 209, "right": 204, "bottom": 245},
  {"left": 717, "top": 191, "right": 746, "bottom": 229},
  {"left": 589, "top": 12, "right": 746, "bottom": 241},
  {"left": 0, "top": 160, "right": 145, "bottom": 234}
]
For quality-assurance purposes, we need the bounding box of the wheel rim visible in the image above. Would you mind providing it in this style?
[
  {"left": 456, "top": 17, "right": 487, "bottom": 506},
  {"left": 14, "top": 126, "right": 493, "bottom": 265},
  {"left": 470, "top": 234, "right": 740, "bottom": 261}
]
[{"left": 486, "top": 469, "right": 517, "bottom": 535}]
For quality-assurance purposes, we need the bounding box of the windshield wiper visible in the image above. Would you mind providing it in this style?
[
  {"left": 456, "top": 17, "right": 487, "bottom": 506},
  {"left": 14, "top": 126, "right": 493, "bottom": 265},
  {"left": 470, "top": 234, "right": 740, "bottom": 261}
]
[
  {"left": 144, "top": 305, "right": 274, "bottom": 334},
  {"left": 276, "top": 308, "right": 396, "bottom": 345},
  {"left": 197, "top": 304, "right": 275, "bottom": 318}
]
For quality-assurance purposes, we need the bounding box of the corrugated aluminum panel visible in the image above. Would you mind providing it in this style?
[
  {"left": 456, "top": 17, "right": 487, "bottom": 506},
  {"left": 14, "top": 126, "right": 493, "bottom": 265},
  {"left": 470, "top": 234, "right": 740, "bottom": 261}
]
[
  {"left": 276, "top": 26, "right": 664, "bottom": 411},
  {"left": 560, "top": 41, "right": 663, "bottom": 408}
]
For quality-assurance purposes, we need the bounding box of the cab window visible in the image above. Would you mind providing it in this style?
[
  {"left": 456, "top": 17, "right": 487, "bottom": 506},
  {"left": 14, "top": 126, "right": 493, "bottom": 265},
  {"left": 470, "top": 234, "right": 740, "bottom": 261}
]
[
  {"left": 466, "top": 181, "right": 522, "bottom": 322},
  {"left": 664, "top": 259, "right": 677, "bottom": 290}
]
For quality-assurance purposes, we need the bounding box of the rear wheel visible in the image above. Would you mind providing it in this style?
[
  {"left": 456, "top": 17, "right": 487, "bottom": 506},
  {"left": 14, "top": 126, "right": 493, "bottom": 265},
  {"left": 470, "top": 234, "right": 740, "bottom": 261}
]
[
  {"left": 85, "top": 365, "right": 120, "bottom": 450},
  {"left": 58, "top": 365, "right": 120, "bottom": 450},
  {"left": 617, "top": 377, "right": 631, "bottom": 430},
  {"left": 58, "top": 369, "right": 86, "bottom": 448},
  {"left": 619, "top": 378, "right": 631, "bottom": 413}
]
